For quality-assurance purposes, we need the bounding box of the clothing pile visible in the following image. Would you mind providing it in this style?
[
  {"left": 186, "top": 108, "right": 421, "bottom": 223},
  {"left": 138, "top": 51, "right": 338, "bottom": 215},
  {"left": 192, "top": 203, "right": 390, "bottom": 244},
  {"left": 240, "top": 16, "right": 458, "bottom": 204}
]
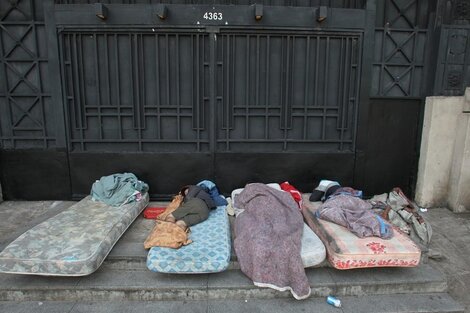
[
  {"left": 91, "top": 173, "right": 148, "bottom": 206},
  {"left": 314, "top": 182, "right": 393, "bottom": 240}
]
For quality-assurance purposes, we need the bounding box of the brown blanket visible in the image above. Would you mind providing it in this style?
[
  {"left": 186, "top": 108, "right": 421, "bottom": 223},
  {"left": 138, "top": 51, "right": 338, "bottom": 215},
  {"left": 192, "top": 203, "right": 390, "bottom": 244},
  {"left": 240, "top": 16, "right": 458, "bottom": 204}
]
[{"left": 234, "top": 183, "right": 310, "bottom": 299}]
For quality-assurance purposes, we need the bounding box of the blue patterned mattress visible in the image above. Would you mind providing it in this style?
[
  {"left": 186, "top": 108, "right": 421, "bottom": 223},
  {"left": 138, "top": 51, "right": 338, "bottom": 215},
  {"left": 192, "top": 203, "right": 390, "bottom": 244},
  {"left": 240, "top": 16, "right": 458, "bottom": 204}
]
[
  {"left": 147, "top": 205, "right": 231, "bottom": 273},
  {"left": 0, "top": 194, "right": 149, "bottom": 276}
]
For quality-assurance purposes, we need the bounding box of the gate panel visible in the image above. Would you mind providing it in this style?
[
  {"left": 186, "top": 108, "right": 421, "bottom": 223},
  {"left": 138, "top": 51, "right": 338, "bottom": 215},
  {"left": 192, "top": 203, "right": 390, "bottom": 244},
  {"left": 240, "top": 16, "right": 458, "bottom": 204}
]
[
  {"left": 216, "top": 31, "right": 361, "bottom": 152},
  {"left": 0, "top": 0, "right": 55, "bottom": 149},
  {"left": 60, "top": 30, "right": 210, "bottom": 152}
]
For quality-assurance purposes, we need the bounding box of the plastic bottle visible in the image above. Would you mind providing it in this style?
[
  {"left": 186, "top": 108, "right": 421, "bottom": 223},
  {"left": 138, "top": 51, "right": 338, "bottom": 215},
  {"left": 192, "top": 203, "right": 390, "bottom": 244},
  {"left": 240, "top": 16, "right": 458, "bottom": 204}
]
[{"left": 326, "top": 295, "right": 341, "bottom": 308}]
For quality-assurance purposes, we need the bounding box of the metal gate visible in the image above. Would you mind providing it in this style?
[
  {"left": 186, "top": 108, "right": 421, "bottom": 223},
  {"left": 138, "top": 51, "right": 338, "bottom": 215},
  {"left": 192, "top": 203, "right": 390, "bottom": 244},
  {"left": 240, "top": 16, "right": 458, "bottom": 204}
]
[
  {"left": 52, "top": 3, "right": 366, "bottom": 198},
  {"left": 4, "top": 0, "right": 455, "bottom": 200}
]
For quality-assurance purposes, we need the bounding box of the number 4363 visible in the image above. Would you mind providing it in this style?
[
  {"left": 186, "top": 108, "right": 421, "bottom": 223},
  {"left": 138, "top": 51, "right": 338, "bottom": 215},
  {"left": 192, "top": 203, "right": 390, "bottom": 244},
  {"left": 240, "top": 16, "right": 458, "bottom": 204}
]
[{"left": 203, "top": 12, "right": 223, "bottom": 20}]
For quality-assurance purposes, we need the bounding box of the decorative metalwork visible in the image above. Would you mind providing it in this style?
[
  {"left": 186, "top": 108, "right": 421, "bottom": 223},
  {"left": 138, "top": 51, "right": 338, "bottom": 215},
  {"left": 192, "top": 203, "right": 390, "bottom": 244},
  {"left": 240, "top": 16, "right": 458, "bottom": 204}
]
[
  {"left": 216, "top": 32, "right": 361, "bottom": 152},
  {"left": 60, "top": 31, "right": 210, "bottom": 152},
  {"left": 372, "top": 0, "right": 429, "bottom": 97},
  {"left": 0, "top": 0, "right": 53, "bottom": 149},
  {"left": 453, "top": 0, "right": 470, "bottom": 21},
  {"left": 435, "top": 27, "right": 470, "bottom": 96}
]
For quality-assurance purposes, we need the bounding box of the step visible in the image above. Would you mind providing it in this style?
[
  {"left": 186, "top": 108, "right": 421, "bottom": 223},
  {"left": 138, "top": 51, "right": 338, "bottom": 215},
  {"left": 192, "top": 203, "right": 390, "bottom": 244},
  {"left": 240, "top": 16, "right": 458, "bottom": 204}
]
[
  {"left": 0, "top": 293, "right": 464, "bottom": 313},
  {"left": 0, "top": 264, "right": 447, "bottom": 302}
]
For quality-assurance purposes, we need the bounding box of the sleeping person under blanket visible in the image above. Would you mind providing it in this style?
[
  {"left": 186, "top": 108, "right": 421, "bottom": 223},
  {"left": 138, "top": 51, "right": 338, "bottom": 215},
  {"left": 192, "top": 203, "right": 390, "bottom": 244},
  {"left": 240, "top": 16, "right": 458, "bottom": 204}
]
[{"left": 164, "top": 185, "right": 216, "bottom": 230}]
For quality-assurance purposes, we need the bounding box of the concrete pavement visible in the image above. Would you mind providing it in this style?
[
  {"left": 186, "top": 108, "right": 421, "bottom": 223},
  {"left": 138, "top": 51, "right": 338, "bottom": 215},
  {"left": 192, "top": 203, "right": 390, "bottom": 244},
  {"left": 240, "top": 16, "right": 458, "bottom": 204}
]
[{"left": 0, "top": 200, "right": 467, "bottom": 312}]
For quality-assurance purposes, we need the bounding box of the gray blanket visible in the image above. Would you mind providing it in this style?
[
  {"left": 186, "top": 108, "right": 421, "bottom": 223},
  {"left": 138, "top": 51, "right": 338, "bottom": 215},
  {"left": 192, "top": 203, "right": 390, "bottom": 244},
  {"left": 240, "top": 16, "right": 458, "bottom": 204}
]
[
  {"left": 317, "top": 194, "right": 393, "bottom": 239},
  {"left": 234, "top": 183, "right": 310, "bottom": 299}
]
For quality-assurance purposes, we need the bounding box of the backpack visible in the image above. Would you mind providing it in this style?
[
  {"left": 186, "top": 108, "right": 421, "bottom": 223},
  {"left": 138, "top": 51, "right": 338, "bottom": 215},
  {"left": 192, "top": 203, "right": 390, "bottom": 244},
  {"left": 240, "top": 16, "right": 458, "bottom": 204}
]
[{"left": 369, "top": 187, "right": 432, "bottom": 248}]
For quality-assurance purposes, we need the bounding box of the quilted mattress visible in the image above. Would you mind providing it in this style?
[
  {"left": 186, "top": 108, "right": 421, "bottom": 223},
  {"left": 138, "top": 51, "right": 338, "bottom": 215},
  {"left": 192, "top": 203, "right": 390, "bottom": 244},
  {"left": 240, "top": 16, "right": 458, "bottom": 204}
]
[
  {"left": 146, "top": 205, "right": 231, "bottom": 273},
  {"left": 302, "top": 201, "right": 421, "bottom": 270},
  {"left": 0, "top": 194, "right": 149, "bottom": 276}
]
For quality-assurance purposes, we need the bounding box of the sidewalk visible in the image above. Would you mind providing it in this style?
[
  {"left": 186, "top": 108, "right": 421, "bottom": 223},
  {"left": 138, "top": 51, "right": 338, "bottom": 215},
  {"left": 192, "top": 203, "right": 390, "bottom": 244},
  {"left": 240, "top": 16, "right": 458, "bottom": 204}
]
[
  {"left": 0, "top": 200, "right": 468, "bottom": 312},
  {"left": 424, "top": 208, "right": 470, "bottom": 313}
]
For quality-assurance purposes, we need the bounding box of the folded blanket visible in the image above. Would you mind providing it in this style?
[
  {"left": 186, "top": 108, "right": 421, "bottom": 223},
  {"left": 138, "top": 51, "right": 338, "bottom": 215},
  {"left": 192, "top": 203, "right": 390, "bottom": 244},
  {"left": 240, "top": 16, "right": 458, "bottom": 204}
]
[
  {"left": 234, "top": 183, "right": 310, "bottom": 300},
  {"left": 91, "top": 173, "right": 148, "bottom": 206}
]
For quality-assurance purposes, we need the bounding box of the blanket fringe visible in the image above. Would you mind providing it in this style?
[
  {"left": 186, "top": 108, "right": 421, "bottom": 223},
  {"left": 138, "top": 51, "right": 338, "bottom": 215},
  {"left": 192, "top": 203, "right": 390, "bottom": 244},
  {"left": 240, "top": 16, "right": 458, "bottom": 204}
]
[{"left": 253, "top": 281, "right": 311, "bottom": 300}]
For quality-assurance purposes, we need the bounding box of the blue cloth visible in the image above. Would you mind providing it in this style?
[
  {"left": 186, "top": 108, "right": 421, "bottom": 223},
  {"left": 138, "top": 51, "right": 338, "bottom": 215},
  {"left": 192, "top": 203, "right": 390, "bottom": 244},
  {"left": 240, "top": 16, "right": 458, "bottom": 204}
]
[
  {"left": 91, "top": 173, "right": 149, "bottom": 206},
  {"left": 197, "top": 180, "right": 228, "bottom": 206}
]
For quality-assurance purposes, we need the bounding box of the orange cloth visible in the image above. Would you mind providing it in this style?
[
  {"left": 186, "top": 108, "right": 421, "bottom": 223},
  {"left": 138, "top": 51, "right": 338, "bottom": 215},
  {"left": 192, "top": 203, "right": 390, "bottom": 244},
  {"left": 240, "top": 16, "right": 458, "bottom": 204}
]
[
  {"left": 157, "top": 195, "right": 183, "bottom": 221},
  {"left": 144, "top": 220, "right": 191, "bottom": 249},
  {"left": 144, "top": 194, "right": 189, "bottom": 249}
]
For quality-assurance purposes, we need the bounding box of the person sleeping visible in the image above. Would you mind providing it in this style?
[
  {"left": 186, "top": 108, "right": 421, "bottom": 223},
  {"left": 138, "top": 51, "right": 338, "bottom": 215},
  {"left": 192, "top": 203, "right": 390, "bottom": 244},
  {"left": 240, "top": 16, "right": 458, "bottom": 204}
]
[{"left": 164, "top": 185, "right": 216, "bottom": 230}]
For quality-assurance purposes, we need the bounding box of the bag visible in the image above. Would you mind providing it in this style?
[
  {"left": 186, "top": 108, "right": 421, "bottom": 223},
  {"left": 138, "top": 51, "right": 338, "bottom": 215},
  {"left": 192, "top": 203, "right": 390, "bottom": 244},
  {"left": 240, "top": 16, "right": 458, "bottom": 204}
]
[
  {"left": 370, "top": 187, "right": 432, "bottom": 247},
  {"left": 143, "top": 207, "right": 166, "bottom": 219}
]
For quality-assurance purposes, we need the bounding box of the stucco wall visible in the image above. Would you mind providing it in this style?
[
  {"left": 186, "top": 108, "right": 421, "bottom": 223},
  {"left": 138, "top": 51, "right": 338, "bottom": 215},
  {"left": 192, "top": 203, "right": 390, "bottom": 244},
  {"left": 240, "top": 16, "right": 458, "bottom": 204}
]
[{"left": 415, "top": 88, "right": 470, "bottom": 212}]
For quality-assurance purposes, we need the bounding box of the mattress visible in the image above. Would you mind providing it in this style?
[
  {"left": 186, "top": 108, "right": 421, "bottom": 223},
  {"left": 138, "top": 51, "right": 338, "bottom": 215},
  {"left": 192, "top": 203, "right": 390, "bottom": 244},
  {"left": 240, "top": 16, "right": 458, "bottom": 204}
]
[
  {"left": 232, "top": 186, "right": 326, "bottom": 268},
  {"left": 0, "top": 194, "right": 149, "bottom": 276},
  {"left": 300, "top": 223, "right": 326, "bottom": 268},
  {"left": 302, "top": 200, "right": 421, "bottom": 270},
  {"left": 146, "top": 205, "right": 231, "bottom": 273}
]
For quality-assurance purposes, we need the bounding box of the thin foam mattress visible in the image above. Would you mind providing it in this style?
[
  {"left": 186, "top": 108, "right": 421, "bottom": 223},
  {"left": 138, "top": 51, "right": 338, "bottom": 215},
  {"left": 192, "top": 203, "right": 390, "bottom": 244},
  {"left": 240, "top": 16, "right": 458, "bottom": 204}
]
[
  {"left": 0, "top": 194, "right": 149, "bottom": 276},
  {"left": 302, "top": 200, "right": 421, "bottom": 270},
  {"left": 147, "top": 204, "right": 231, "bottom": 273}
]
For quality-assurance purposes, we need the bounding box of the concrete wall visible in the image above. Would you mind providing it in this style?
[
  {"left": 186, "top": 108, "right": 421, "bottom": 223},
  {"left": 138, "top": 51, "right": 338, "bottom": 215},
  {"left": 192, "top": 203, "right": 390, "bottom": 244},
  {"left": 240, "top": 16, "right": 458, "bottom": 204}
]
[{"left": 415, "top": 88, "right": 470, "bottom": 212}]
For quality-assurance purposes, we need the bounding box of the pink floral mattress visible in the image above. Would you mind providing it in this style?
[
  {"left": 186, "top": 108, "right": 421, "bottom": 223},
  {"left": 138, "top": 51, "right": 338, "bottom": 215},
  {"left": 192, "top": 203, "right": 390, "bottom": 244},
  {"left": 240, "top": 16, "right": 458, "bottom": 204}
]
[{"left": 301, "top": 202, "right": 421, "bottom": 270}]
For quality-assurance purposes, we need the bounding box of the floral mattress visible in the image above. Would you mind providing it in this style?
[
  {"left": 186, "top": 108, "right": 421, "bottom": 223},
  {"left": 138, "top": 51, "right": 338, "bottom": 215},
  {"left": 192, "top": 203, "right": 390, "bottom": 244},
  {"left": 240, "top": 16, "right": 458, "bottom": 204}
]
[
  {"left": 0, "top": 194, "right": 149, "bottom": 276},
  {"left": 302, "top": 201, "right": 421, "bottom": 270},
  {"left": 146, "top": 205, "right": 231, "bottom": 273}
]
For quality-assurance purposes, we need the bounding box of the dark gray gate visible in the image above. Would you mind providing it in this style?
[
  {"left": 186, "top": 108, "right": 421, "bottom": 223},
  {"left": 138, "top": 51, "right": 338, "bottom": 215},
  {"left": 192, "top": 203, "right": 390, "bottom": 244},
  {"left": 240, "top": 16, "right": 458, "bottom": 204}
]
[
  {"left": 3, "top": 0, "right": 465, "bottom": 200},
  {"left": 51, "top": 3, "right": 366, "bottom": 198}
]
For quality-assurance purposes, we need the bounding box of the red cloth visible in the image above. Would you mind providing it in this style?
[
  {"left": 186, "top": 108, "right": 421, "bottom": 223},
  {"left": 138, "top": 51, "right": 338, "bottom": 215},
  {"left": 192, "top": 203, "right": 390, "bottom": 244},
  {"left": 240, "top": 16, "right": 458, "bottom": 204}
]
[
  {"left": 143, "top": 207, "right": 166, "bottom": 219},
  {"left": 280, "top": 182, "right": 303, "bottom": 209}
]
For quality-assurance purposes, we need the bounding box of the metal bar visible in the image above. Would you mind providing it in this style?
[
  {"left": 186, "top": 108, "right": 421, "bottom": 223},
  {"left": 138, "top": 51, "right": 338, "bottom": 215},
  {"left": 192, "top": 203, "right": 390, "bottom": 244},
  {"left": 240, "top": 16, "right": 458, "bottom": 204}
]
[
  {"left": 190, "top": 34, "right": 198, "bottom": 150},
  {"left": 314, "top": 35, "right": 319, "bottom": 107},
  {"left": 176, "top": 34, "right": 181, "bottom": 140},
  {"left": 337, "top": 37, "right": 345, "bottom": 146},
  {"left": 209, "top": 31, "right": 217, "bottom": 166},
  {"left": 264, "top": 35, "right": 271, "bottom": 138},
  {"left": 410, "top": 29, "right": 419, "bottom": 96},
  {"left": 93, "top": 34, "right": 103, "bottom": 141},
  {"left": 155, "top": 33, "right": 161, "bottom": 140},
  {"left": 165, "top": 34, "right": 170, "bottom": 109},
  {"left": 245, "top": 34, "right": 250, "bottom": 140},
  {"left": 379, "top": 29, "right": 386, "bottom": 95},
  {"left": 303, "top": 35, "right": 310, "bottom": 141},
  {"left": 137, "top": 33, "right": 143, "bottom": 150},
  {"left": 114, "top": 34, "right": 123, "bottom": 140},
  {"left": 201, "top": 34, "right": 205, "bottom": 131},
  {"left": 129, "top": 34, "right": 136, "bottom": 130},
  {"left": 256, "top": 35, "right": 260, "bottom": 108},
  {"left": 195, "top": 34, "right": 200, "bottom": 131},
  {"left": 224, "top": 34, "right": 230, "bottom": 150},
  {"left": 322, "top": 36, "right": 330, "bottom": 140},
  {"left": 73, "top": 34, "right": 84, "bottom": 150},
  {"left": 340, "top": 38, "right": 351, "bottom": 150}
]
